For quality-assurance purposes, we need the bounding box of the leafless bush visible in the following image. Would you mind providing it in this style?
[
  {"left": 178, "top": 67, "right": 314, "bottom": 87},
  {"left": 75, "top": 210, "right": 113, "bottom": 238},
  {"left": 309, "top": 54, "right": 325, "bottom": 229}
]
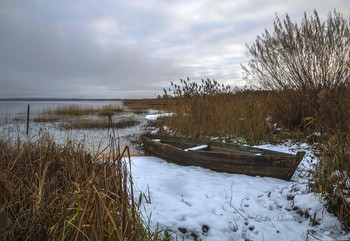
[
  {"left": 165, "top": 77, "right": 231, "bottom": 97},
  {"left": 243, "top": 10, "right": 350, "bottom": 131}
]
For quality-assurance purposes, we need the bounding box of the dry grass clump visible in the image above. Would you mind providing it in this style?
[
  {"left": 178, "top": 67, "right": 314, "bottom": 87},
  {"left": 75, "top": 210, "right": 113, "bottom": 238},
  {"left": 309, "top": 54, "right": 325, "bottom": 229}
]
[
  {"left": 46, "top": 104, "right": 96, "bottom": 116},
  {"left": 0, "top": 133, "right": 163, "bottom": 240},
  {"left": 123, "top": 99, "right": 174, "bottom": 112},
  {"left": 159, "top": 79, "right": 271, "bottom": 144},
  {"left": 35, "top": 104, "right": 125, "bottom": 121},
  {"left": 33, "top": 115, "right": 62, "bottom": 123},
  {"left": 97, "top": 105, "right": 124, "bottom": 117},
  {"left": 33, "top": 105, "right": 95, "bottom": 123},
  {"left": 312, "top": 133, "right": 350, "bottom": 230},
  {"left": 160, "top": 93, "right": 270, "bottom": 144},
  {"left": 265, "top": 84, "right": 350, "bottom": 137},
  {"left": 62, "top": 118, "right": 140, "bottom": 130},
  {"left": 129, "top": 109, "right": 150, "bottom": 115},
  {"left": 161, "top": 78, "right": 350, "bottom": 144}
]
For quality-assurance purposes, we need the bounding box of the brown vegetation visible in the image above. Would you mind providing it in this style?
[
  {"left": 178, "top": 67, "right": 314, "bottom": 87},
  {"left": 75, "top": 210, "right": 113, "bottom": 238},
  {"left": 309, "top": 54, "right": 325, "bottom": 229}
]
[
  {"left": 34, "top": 104, "right": 125, "bottom": 122},
  {"left": 61, "top": 118, "right": 140, "bottom": 130},
  {"left": 123, "top": 99, "right": 174, "bottom": 112},
  {"left": 159, "top": 82, "right": 271, "bottom": 144},
  {"left": 159, "top": 76, "right": 350, "bottom": 228},
  {"left": 97, "top": 105, "right": 124, "bottom": 117},
  {"left": 243, "top": 10, "right": 350, "bottom": 131},
  {"left": 0, "top": 133, "right": 166, "bottom": 240},
  {"left": 33, "top": 115, "right": 62, "bottom": 123},
  {"left": 43, "top": 104, "right": 96, "bottom": 116},
  {"left": 158, "top": 9, "right": 350, "bottom": 229},
  {"left": 242, "top": 10, "right": 350, "bottom": 228},
  {"left": 313, "top": 134, "right": 350, "bottom": 230}
]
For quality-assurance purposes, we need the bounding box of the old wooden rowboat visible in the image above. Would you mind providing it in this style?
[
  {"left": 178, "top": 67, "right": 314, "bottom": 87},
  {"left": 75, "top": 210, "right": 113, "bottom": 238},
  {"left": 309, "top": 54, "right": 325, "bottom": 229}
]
[{"left": 141, "top": 134, "right": 305, "bottom": 181}]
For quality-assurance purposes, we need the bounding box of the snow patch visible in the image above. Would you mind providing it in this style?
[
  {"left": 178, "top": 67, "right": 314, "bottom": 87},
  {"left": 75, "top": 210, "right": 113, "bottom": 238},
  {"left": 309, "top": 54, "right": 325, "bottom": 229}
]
[
  {"left": 131, "top": 155, "right": 349, "bottom": 241},
  {"left": 145, "top": 113, "right": 173, "bottom": 121},
  {"left": 184, "top": 145, "right": 208, "bottom": 151}
]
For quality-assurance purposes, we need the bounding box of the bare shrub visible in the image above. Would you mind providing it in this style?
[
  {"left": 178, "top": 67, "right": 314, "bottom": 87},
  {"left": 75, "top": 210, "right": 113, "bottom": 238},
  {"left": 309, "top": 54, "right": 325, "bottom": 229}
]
[{"left": 243, "top": 10, "right": 350, "bottom": 132}]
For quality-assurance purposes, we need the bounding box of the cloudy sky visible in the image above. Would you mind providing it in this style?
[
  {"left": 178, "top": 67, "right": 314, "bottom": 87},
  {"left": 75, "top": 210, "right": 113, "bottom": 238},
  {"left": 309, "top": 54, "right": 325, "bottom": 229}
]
[{"left": 0, "top": 0, "right": 349, "bottom": 99}]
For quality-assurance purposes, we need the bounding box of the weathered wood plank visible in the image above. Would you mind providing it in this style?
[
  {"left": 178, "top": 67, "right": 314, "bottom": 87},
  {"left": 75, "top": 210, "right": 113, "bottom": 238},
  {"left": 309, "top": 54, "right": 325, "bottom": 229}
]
[{"left": 141, "top": 134, "right": 305, "bottom": 181}]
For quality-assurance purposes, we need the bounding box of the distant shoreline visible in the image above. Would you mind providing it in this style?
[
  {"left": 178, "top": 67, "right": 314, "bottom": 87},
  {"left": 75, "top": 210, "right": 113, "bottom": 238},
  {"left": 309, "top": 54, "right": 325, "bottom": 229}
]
[{"left": 0, "top": 98, "right": 124, "bottom": 101}]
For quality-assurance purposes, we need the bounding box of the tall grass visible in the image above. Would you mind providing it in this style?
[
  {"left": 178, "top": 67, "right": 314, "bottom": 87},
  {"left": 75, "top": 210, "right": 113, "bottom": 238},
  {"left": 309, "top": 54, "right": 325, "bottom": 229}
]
[
  {"left": 160, "top": 78, "right": 350, "bottom": 144},
  {"left": 0, "top": 133, "right": 165, "bottom": 240},
  {"left": 34, "top": 104, "right": 124, "bottom": 122},
  {"left": 267, "top": 84, "right": 350, "bottom": 137},
  {"left": 312, "top": 133, "right": 350, "bottom": 230},
  {"left": 159, "top": 79, "right": 271, "bottom": 144},
  {"left": 123, "top": 99, "right": 173, "bottom": 114},
  {"left": 61, "top": 118, "right": 140, "bottom": 130},
  {"left": 159, "top": 78, "right": 350, "bottom": 228},
  {"left": 44, "top": 104, "right": 96, "bottom": 116},
  {"left": 97, "top": 105, "right": 124, "bottom": 117}
]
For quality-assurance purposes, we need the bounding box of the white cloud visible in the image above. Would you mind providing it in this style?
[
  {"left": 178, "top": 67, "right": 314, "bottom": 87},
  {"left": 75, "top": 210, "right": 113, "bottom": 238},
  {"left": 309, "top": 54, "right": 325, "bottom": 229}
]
[
  {"left": 0, "top": 0, "right": 349, "bottom": 98},
  {"left": 90, "top": 17, "right": 121, "bottom": 46}
]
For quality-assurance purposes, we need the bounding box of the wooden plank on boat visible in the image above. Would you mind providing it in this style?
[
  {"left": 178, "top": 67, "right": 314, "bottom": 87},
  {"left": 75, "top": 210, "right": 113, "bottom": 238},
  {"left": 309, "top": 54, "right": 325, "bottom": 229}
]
[{"left": 141, "top": 134, "right": 305, "bottom": 180}]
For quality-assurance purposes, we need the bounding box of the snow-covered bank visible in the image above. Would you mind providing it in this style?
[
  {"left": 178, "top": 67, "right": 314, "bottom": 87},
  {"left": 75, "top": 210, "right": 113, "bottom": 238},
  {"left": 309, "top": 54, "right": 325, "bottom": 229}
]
[
  {"left": 130, "top": 144, "right": 349, "bottom": 241},
  {"left": 145, "top": 113, "right": 173, "bottom": 121}
]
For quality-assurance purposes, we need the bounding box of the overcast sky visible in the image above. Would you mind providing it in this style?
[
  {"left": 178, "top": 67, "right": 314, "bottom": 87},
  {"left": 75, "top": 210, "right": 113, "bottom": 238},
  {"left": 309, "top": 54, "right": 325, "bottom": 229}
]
[{"left": 0, "top": 0, "right": 349, "bottom": 99}]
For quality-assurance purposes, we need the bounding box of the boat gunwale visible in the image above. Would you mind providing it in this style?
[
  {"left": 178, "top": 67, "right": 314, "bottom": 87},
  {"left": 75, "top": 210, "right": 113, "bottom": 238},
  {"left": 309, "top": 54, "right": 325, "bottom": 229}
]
[
  {"left": 141, "top": 134, "right": 306, "bottom": 180},
  {"left": 143, "top": 134, "right": 300, "bottom": 158}
]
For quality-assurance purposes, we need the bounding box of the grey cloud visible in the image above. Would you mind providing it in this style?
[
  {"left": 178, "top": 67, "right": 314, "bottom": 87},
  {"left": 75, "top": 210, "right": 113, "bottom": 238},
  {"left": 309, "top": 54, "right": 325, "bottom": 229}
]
[
  {"left": 0, "top": 0, "right": 349, "bottom": 98},
  {"left": 0, "top": 1, "right": 181, "bottom": 98}
]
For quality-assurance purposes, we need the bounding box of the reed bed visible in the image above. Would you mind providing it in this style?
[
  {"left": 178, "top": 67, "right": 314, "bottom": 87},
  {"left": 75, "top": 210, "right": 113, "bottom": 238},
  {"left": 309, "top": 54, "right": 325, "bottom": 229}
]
[
  {"left": 128, "top": 109, "right": 150, "bottom": 115},
  {"left": 61, "top": 118, "right": 140, "bottom": 130},
  {"left": 159, "top": 93, "right": 270, "bottom": 144},
  {"left": 0, "top": 133, "right": 165, "bottom": 240},
  {"left": 157, "top": 79, "right": 272, "bottom": 145},
  {"left": 312, "top": 133, "right": 350, "bottom": 230},
  {"left": 123, "top": 99, "right": 174, "bottom": 112},
  {"left": 33, "top": 115, "right": 62, "bottom": 123},
  {"left": 44, "top": 104, "right": 96, "bottom": 116},
  {"left": 158, "top": 78, "right": 350, "bottom": 228},
  {"left": 159, "top": 79, "right": 350, "bottom": 144},
  {"left": 97, "top": 105, "right": 124, "bottom": 117},
  {"left": 34, "top": 104, "right": 125, "bottom": 121}
]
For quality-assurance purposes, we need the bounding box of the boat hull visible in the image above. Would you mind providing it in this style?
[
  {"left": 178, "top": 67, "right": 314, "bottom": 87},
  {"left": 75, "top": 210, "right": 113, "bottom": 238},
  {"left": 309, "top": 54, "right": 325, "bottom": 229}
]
[{"left": 141, "top": 135, "right": 305, "bottom": 181}]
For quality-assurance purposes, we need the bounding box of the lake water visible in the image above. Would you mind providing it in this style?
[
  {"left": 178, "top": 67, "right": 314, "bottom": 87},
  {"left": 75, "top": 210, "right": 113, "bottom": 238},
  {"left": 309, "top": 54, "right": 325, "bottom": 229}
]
[
  {"left": 0, "top": 100, "right": 123, "bottom": 116},
  {"left": 0, "top": 100, "right": 157, "bottom": 155}
]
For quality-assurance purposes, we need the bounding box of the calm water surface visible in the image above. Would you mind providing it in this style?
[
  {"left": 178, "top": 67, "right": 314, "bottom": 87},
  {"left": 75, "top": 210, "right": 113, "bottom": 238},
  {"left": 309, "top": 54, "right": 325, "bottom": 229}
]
[
  {"left": 0, "top": 100, "right": 123, "bottom": 116},
  {"left": 0, "top": 100, "right": 155, "bottom": 155}
]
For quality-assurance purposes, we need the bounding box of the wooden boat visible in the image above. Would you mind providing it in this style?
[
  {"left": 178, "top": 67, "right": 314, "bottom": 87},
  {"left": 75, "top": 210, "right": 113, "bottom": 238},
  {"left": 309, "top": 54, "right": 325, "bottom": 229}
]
[{"left": 141, "top": 134, "right": 305, "bottom": 180}]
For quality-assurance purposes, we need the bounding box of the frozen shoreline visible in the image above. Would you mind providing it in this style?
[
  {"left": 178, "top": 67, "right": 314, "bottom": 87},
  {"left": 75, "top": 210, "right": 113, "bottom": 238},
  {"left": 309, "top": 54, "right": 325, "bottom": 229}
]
[
  {"left": 130, "top": 142, "right": 349, "bottom": 241},
  {"left": 1, "top": 103, "right": 349, "bottom": 240}
]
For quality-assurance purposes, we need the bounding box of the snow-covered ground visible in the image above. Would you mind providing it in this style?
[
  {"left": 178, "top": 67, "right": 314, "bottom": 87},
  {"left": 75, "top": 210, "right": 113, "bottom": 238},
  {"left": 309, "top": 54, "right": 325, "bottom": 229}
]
[
  {"left": 131, "top": 142, "right": 350, "bottom": 241},
  {"left": 1, "top": 103, "right": 349, "bottom": 240}
]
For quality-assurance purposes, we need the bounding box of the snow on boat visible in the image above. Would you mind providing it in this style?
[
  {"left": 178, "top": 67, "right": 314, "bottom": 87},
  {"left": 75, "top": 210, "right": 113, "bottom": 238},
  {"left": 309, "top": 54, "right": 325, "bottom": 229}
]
[{"left": 141, "top": 134, "right": 305, "bottom": 180}]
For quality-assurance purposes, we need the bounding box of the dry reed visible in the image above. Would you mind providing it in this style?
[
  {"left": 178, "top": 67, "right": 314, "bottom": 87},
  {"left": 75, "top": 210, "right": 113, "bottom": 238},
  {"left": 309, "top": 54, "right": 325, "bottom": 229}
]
[
  {"left": 97, "top": 105, "right": 124, "bottom": 117},
  {"left": 123, "top": 99, "right": 173, "bottom": 113},
  {"left": 61, "top": 118, "right": 140, "bottom": 130},
  {"left": 158, "top": 79, "right": 272, "bottom": 145},
  {"left": 35, "top": 104, "right": 124, "bottom": 120},
  {"left": 312, "top": 133, "right": 350, "bottom": 230},
  {"left": 0, "top": 133, "right": 166, "bottom": 240},
  {"left": 45, "top": 104, "right": 96, "bottom": 116},
  {"left": 159, "top": 78, "right": 350, "bottom": 228}
]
